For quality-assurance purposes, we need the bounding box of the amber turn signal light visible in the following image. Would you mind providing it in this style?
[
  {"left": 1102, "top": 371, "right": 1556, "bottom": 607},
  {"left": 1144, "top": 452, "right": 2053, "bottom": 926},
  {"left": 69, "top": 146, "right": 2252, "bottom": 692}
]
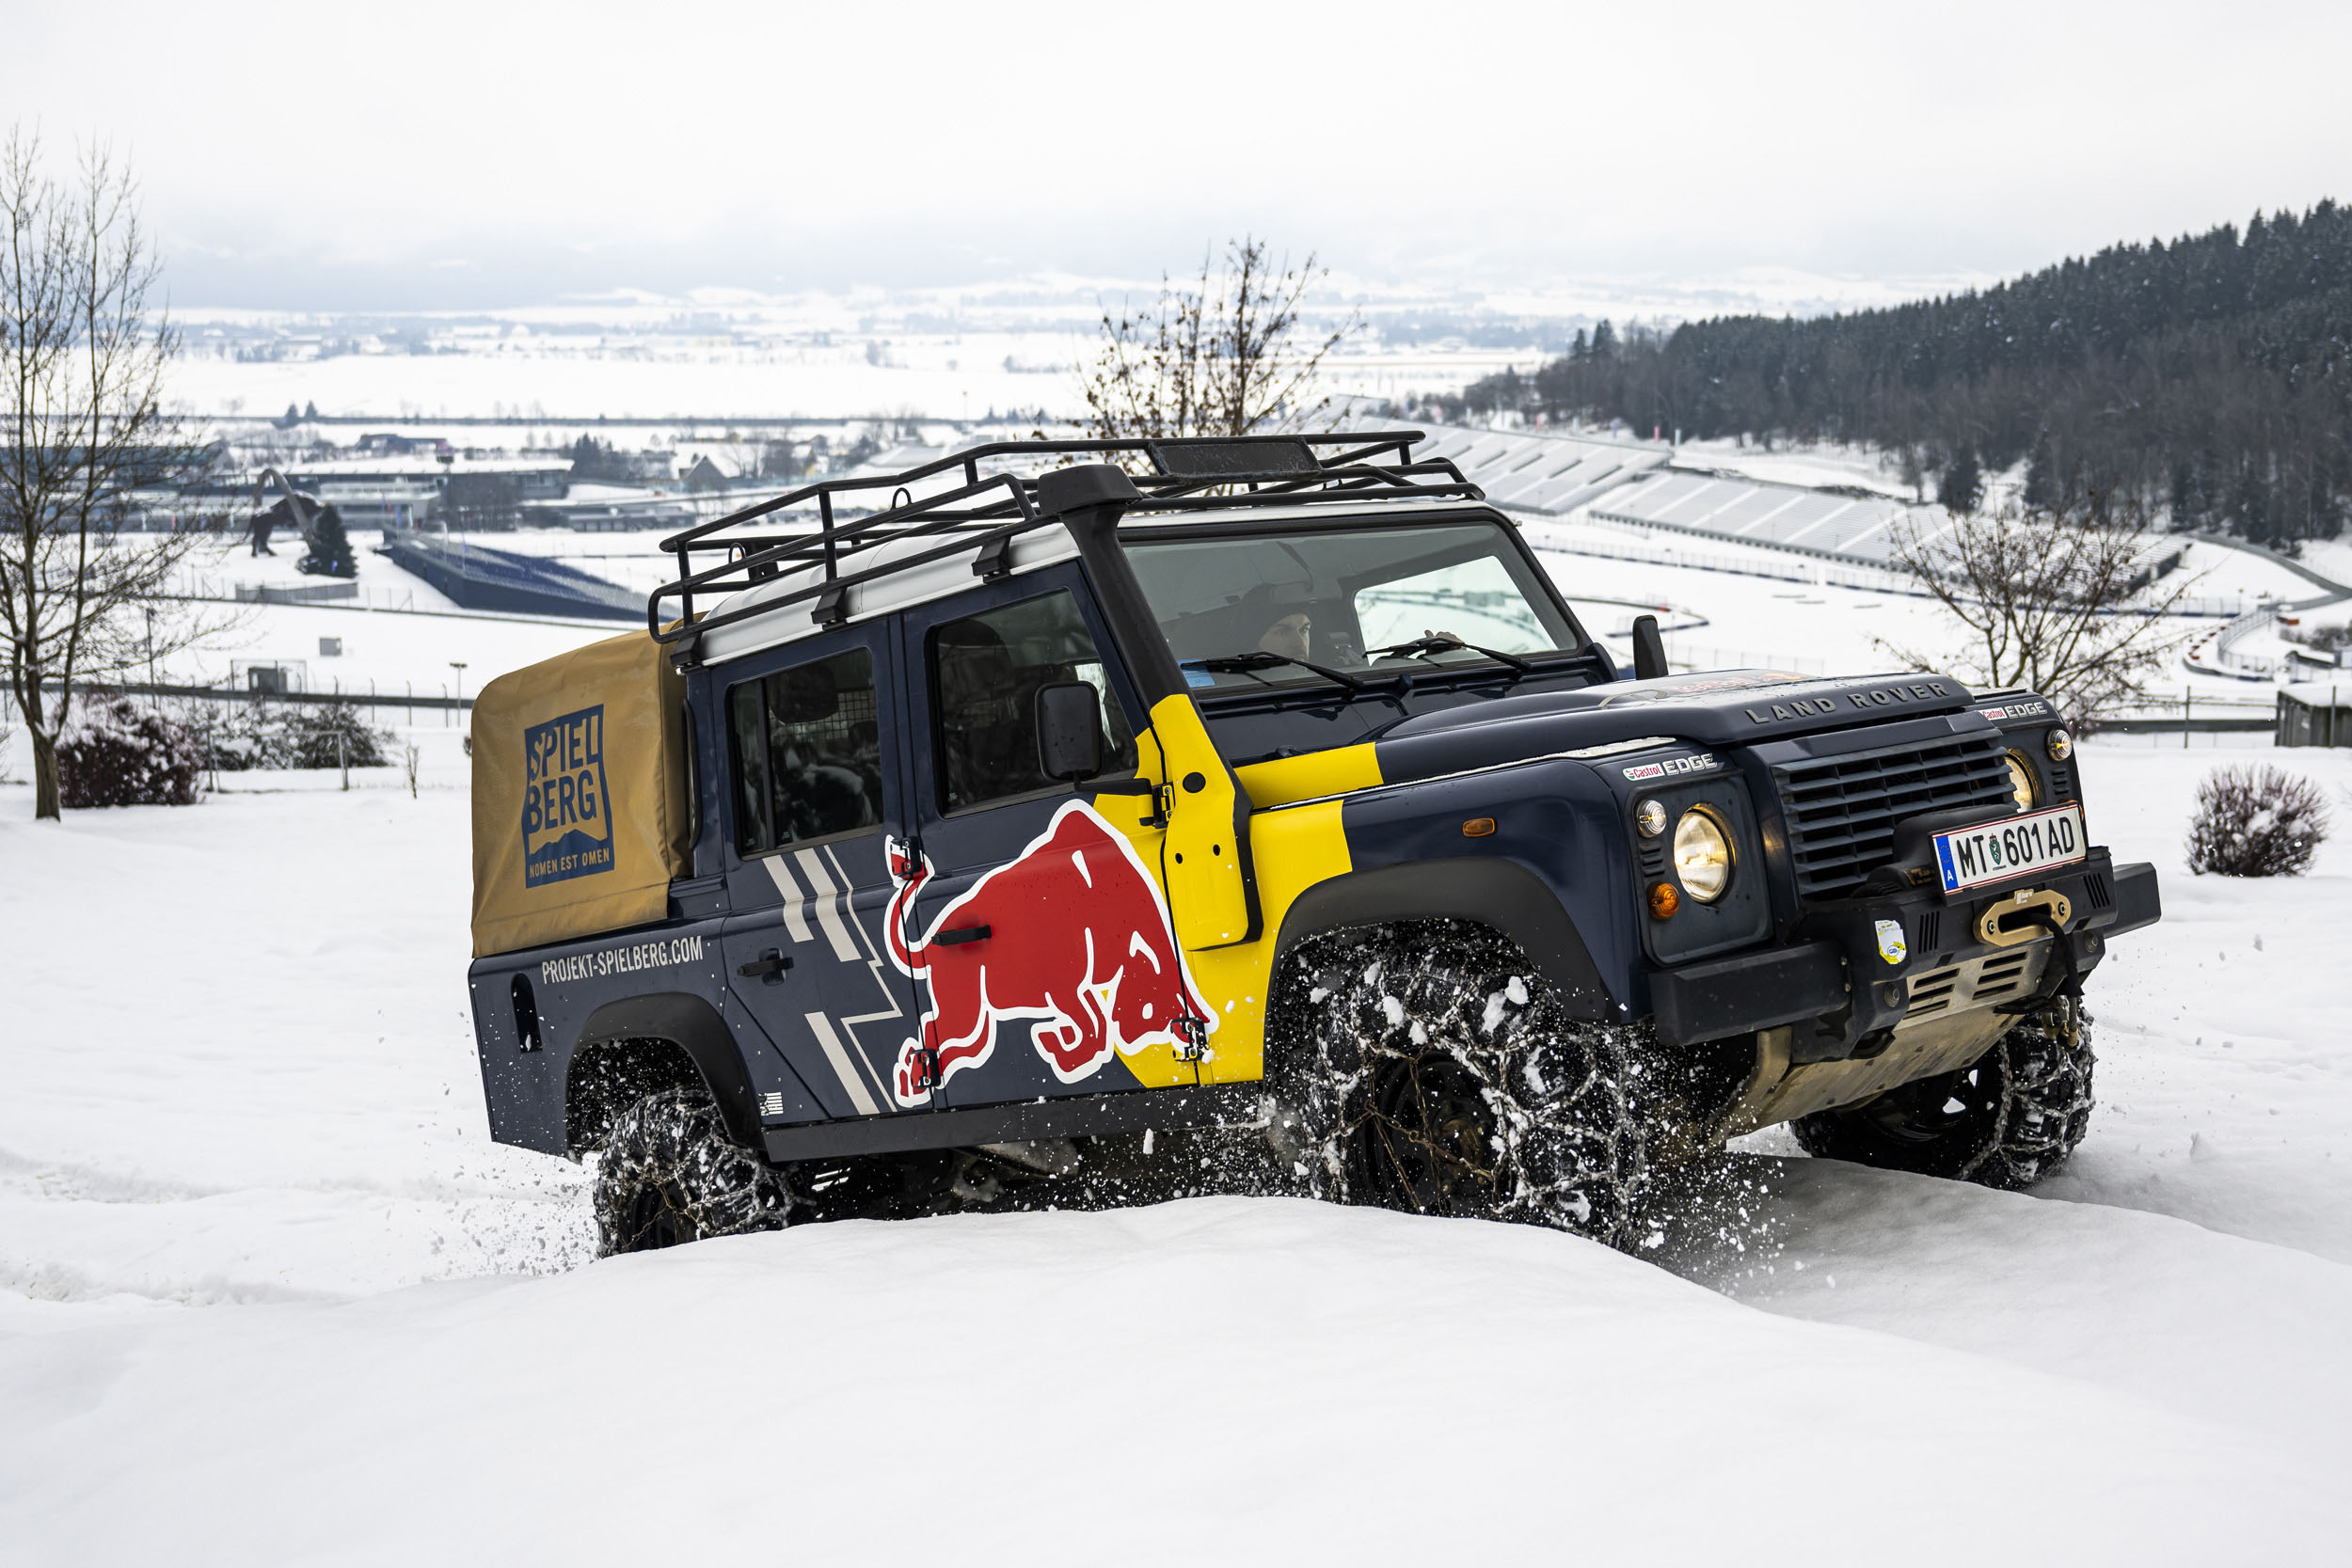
[
  {"left": 1648, "top": 881, "right": 1680, "bottom": 919},
  {"left": 1462, "top": 816, "right": 1497, "bottom": 837}
]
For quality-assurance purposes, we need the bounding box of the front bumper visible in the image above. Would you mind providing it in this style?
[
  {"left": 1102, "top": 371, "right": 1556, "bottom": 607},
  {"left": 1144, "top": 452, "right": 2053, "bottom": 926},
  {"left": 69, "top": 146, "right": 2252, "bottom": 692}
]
[{"left": 1649, "top": 852, "right": 2159, "bottom": 1053}]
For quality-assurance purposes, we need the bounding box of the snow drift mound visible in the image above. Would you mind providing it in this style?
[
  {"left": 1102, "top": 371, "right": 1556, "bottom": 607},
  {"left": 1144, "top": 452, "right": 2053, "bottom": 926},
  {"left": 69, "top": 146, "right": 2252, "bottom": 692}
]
[{"left": 1, "top": 1197, "right": 2338, "bottom": 1566}]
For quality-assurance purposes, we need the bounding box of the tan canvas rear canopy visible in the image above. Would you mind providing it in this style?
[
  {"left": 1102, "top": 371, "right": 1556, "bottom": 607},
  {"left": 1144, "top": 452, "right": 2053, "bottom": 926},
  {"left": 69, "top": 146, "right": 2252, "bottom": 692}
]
[{"left": 470, "top": 631, "right": 691, "bottom": 957}]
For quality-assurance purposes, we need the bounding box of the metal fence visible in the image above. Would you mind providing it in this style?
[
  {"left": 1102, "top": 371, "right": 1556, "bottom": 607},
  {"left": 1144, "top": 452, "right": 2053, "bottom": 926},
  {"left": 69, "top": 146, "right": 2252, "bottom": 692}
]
[{"left": 27, "top": 679, "right": 469, "bottom": 720}]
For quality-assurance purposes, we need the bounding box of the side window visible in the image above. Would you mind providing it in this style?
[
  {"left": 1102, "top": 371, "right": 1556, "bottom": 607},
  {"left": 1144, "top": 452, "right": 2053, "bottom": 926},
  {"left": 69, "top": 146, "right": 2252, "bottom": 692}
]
[
  {"left": 726, "top": 646, "right": 883, "bottom": 855},
  {"left": 930, "top": 589, "right": 1136, "bottom": 814}
]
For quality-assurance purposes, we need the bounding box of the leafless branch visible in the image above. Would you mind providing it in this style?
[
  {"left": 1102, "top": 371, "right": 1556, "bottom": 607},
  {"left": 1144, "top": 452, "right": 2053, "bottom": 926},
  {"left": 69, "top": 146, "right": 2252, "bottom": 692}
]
[
  {"left": 1877, "top": 477, "right": 2192, "bottom": 724},
  {"left": 1080, "top": 236, "right": 1360, "bottom": 446}
]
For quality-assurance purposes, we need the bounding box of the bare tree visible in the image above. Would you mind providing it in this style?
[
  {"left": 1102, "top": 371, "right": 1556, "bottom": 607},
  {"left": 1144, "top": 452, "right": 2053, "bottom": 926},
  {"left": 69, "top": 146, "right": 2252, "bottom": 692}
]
[
  {"left": 1879, "top": 481, "right": 2191, "bottom": 723},
  {"left": 2, "top": 130, "right": 227, "bottom": 818},
  {"left": 1082, "top": 237, "right": 1359, "bottom": 442}
]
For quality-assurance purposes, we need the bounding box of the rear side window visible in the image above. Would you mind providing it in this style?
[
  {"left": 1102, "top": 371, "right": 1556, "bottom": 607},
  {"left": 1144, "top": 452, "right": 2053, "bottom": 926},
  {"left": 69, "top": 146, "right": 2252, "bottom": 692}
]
[
  {"left": 930, "top": 590, "right": 1135, "bottom": 814},
  {"left": 727, "top": 646, "right": 882, "bottom": 854}
]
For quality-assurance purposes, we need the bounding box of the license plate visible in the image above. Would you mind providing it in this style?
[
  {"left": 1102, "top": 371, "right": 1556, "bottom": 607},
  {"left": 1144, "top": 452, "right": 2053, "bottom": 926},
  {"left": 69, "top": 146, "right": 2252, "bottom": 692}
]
[{"left": 1933, "top": 803, "right": 2086, "bottom": 894}]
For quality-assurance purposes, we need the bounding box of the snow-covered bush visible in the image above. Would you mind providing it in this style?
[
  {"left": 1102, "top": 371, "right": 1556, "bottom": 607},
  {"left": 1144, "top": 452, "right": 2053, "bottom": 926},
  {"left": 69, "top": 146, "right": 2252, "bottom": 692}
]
[
  {"left": 190, "top": 700, "right": 394, "bottom": 771},
  {"left": 2185, "top": 764, "right": 2328, "bottom": 877},
  {"left": 56, "top": 698, "right": 203, "bottom": 808},
  {"left": 271, "top": 701, "right": 393, "bottom": 769}
]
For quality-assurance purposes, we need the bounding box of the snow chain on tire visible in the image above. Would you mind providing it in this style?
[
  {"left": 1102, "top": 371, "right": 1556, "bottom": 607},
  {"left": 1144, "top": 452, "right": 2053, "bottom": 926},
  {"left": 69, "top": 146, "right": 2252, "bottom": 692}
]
[
  {"left": 1263, "top": 921, "right": 1649, "bottom": 1246},
  {"left": 594, "top": 1086, "right": 796, "bottom": 1255},
  {"left": 1791, "top": 1003, "right": 2096, "bottom": 1190}
]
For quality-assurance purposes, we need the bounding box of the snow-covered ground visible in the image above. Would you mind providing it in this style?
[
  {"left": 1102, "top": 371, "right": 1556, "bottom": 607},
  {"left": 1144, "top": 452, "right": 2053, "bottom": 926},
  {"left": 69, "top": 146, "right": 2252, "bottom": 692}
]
[
  {"left": 173, "top": 328, "right": 1545, "bottom": 426},
  {"left": 2, "top": 480, "right": 2341, "bottom": 1560},
  {"left": 4, "top": 735, "right": 2350, "bottom": 1562}
]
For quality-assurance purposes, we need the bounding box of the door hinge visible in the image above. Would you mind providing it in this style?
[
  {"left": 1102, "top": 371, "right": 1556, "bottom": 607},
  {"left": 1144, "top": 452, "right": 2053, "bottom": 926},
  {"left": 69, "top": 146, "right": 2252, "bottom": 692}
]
[{"left": 904, "top": 1043, "right": 942, "bottom": 1096}]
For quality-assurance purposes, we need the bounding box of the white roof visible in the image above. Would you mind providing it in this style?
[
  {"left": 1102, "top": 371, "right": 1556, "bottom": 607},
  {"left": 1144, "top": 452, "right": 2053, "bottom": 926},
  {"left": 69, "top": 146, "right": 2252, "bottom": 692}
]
[
  {"left": 697, "top": 522, "right": 1080, "bottom": 665},
  {"left": 692, "top": 495, "right": 1502, "bottom": 665}
]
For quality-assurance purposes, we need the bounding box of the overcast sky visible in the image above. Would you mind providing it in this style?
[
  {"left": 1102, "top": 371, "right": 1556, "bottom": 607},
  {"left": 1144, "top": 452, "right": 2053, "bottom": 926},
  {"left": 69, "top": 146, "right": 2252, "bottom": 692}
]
[{"left": 6, "top": 0, "right": 2348, "bottom": 314}]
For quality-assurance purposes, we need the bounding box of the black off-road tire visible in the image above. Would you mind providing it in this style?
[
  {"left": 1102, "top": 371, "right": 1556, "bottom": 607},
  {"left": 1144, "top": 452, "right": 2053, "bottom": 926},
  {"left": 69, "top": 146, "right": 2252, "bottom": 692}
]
[
  {"left": 1263, "top": 922, "right": 1648, "bottom": 1245},
  {"left": 594, "top": 1086, "right": 795, "bottom": 1255},
  {"left": 1790, "top": 1011, "right": 2095, "bottom": 1190}
]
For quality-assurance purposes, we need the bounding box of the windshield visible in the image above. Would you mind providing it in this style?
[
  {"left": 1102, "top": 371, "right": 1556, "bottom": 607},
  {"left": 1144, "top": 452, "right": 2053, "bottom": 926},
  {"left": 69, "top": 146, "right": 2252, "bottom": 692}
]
[{"left": 1123, "top": 519, "right": 1581, "bottom": 692}]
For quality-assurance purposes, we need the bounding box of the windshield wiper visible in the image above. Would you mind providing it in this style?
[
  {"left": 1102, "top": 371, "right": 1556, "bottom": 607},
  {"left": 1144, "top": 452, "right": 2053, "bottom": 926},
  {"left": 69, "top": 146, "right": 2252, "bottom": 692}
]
[
  {"left": 1192, "top": 651, "right": 1367, "bottom": 692},
  {"left": 1369, "top": 632, "right": 1533, "bottom": 673}
]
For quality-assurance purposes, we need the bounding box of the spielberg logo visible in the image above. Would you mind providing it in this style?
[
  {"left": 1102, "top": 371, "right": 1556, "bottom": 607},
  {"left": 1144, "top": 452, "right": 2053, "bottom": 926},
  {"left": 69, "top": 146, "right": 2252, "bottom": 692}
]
[{"left": 522, "top": 705, "right": 613, "bottom": 887}]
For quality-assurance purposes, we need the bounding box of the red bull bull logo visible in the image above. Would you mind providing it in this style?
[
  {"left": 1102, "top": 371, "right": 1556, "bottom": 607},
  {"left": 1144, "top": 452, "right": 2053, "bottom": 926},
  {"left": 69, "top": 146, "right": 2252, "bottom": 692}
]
[{"left": 883, "top": 800, "right": 1215, "bottom": 1107}]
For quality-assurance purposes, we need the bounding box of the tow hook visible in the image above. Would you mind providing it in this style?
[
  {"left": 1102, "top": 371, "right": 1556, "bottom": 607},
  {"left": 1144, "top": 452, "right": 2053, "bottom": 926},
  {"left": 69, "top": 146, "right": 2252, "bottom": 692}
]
[{"left": 1994, "top": 905, "right": 2088, "bottom": 1029}]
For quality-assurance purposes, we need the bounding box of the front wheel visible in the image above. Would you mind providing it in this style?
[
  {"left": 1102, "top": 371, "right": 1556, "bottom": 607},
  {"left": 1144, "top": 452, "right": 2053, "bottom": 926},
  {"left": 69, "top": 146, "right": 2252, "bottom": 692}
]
[
  {"left": 593, "top": 1086, "right": 795, "bottom": 1255},
  {"left": 1790, "top": 1008, "right": 2095, "bottom": 1190},
  {"left": 1269, "top": 923, "right": 1649, "bottom": 1245}
]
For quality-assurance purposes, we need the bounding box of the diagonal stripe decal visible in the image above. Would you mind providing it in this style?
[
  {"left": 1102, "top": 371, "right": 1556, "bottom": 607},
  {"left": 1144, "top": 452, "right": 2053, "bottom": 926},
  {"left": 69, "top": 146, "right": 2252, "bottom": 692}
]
[
  {"left": 805, "top": 1011, "right": 882, "bottom": 1117},
  {"left": 794, "top": 847, "right": 862, "bottom": 962},
  {"left": 825, "top": 843, "right": 908, "bottom": 1031},
  {"left": 761, "top": 855, "right": 815, "bottom": 943}
]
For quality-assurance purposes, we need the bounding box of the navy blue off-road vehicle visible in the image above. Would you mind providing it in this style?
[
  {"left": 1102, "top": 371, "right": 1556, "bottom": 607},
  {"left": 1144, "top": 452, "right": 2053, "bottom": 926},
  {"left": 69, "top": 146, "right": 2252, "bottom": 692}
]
[{"left": 463, "top": 432, "right": 2160, "bottom": 1251}]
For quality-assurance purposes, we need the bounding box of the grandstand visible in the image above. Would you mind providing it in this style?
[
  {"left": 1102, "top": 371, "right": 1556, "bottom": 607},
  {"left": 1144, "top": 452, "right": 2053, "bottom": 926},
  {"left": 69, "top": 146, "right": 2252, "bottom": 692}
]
[
  {"left": 1334, "top": 416, "right": 1941, "bottom": 566},
  {"left": 1587, "top": 470, "right": 1943, "bottom": 566},
  {"left": 377, "top": 532, "right": 641, "bottom": 621},
  {"left": 1400, "top": 425, "right": 1674, "bottom": 515},
  {"left": 1331, "top": 416, "right": 1669, "bottom": 515}
]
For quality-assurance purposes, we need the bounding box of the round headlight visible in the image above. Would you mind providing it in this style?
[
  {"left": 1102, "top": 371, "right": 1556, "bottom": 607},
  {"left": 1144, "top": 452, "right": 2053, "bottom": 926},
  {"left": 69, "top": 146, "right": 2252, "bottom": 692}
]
[
  {"left": 2004, "top": 751, "right": 2040, "bottom": 813},
  {"left": 2045, "top": 726, "right": 2074, "bottom": 762},
  {"left": 1672, "top": 807, "right": 1734, "bottom": 903},
  {"left": 1634, "top": 798, "right": 1668, "bottom": 837}
]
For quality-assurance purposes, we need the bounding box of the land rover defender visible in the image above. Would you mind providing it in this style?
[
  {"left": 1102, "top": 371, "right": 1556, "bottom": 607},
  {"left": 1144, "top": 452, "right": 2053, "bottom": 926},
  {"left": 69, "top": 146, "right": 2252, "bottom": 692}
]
[{"left": 464, "top": 433, "right": 2160, "bottom": 1251}]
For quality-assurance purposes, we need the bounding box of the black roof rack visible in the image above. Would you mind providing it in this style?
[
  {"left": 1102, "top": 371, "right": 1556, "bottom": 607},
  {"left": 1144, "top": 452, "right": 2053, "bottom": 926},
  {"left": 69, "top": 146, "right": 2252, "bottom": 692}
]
[{"left": 647, "top": 430, "right": 1480, "bottom": 644}]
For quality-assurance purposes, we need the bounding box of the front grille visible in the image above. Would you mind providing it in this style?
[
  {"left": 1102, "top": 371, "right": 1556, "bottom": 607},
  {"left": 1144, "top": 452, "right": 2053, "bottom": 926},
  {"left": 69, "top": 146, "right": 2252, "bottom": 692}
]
[{"left": 1772, "top": 733, "right": 2014, "bottom": 899}]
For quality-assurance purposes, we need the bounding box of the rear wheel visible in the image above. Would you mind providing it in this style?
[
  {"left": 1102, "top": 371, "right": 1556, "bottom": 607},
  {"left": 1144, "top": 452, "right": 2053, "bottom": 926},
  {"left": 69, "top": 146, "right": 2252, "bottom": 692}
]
[
  {"left": 1268, "top": 923, "right": 1648, "bottom": 1244},
  {"left": 1790, "top": 1009, "right": 2095, "bottom": 1190},
  {"left": 593, "top": 1086, "right": 795, "bottom": 1255}
]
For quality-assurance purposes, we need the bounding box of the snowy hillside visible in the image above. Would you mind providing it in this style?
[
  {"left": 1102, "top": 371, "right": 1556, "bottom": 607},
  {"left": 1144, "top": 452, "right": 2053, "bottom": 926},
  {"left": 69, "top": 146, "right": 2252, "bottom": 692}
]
[{"left": 4, "top": 744, "right": 2350, "bottom": 1562}]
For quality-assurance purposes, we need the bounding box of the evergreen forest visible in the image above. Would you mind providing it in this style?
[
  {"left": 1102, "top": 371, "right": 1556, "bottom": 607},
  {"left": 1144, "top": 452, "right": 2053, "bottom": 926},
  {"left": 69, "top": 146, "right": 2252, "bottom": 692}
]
[{"left": 1454, "top": 204, "right": 2352, "bottom": 543}]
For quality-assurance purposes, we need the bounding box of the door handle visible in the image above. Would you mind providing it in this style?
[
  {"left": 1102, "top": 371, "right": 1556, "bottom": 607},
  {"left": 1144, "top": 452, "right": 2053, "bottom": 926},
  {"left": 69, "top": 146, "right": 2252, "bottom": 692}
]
[
  {"left": 933, "top": 925, "right": 992, "bottom": 946},
  {"left": 737, "top": 950, "right": 792, "bottom": 981}
]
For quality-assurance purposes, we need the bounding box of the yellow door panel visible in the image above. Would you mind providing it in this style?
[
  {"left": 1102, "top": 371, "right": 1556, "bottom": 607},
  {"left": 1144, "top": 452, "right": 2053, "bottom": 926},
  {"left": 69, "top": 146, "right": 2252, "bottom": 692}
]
[{"left": 1146, "top": 693, "right": 1260, "bottom": 952}]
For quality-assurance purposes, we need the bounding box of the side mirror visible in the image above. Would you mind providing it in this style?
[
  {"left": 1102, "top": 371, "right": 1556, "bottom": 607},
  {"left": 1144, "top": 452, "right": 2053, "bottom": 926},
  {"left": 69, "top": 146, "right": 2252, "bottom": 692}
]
[{"left": 1035, "top": 681, "right": 1104, "bottom": 783}]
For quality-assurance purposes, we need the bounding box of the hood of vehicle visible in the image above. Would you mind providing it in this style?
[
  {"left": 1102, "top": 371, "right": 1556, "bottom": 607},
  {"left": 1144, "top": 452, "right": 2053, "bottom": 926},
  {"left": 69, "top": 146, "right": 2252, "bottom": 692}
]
[{"left": 1373, "top": 669, "right": 1989, "bottom": 785}]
